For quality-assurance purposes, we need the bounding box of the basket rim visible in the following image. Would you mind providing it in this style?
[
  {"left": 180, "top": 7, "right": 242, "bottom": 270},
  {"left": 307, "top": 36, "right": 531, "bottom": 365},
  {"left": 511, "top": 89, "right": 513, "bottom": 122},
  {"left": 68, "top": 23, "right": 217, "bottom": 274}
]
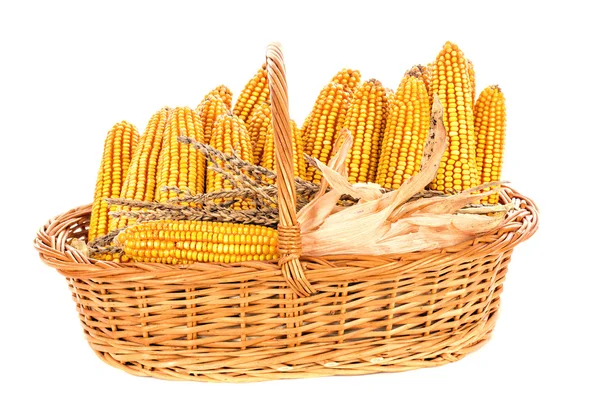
[{"left": 34, "top": 185, "right": 538, "bottom": 288}]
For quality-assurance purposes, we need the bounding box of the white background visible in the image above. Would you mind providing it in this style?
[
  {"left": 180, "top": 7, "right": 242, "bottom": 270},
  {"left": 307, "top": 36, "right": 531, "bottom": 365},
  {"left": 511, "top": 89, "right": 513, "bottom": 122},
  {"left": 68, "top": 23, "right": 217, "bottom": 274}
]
[{"left": 1, "top": 1, "right": 598, "bottom": 399}]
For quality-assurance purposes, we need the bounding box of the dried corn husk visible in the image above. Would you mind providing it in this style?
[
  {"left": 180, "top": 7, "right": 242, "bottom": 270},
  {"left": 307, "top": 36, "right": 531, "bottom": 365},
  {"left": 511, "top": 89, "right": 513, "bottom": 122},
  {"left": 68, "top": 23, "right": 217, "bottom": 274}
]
[{"left": 300, "top": 95, "right": 509, "bottom": 256}]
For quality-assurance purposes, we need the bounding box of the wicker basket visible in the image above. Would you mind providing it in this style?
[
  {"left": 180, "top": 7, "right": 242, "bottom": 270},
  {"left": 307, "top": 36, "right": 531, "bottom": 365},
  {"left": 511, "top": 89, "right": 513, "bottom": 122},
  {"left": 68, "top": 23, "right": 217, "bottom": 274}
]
[{"left": 34, "top": 43, "right": 539, "bottom": 382}]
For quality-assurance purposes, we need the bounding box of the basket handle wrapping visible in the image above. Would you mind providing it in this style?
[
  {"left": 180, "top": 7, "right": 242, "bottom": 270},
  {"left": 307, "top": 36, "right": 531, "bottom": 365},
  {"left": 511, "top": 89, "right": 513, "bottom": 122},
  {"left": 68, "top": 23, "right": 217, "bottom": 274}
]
[{"left": 266, "top": 43, "right": 316, "bottom": 297}]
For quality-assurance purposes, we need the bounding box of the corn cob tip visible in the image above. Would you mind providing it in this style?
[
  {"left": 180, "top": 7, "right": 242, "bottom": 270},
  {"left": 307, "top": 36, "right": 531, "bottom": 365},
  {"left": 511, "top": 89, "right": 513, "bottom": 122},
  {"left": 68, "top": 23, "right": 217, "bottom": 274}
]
[
  {"left": 443, "top": 40, "right": 458, "bottom": 49},
  {"left": 330, "top": 68, "right": 362, "bottom": 92},
  {"left": 406, "top": 65, "right": 426, "bottom": 78}
]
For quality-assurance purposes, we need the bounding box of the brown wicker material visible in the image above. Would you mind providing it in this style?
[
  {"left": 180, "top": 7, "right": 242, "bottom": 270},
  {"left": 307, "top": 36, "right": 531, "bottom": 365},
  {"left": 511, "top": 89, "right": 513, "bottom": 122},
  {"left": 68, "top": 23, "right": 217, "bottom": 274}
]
[{"left": 34, "top": 43, "right": 539, "bottom": 382}]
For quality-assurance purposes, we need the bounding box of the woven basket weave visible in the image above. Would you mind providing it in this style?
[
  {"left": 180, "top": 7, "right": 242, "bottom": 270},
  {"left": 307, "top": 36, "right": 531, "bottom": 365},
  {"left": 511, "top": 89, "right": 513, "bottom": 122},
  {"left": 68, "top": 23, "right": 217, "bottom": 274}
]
[{"left": 34, "top": 43, "right": 539, "bottom": 382}]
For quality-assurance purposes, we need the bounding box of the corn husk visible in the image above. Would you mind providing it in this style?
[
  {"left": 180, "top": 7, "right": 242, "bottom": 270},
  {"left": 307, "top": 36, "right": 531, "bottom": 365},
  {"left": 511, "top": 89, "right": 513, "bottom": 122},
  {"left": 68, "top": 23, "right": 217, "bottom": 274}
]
[{"left": 299, "top": 95, "right": 509, "bottom": 257}]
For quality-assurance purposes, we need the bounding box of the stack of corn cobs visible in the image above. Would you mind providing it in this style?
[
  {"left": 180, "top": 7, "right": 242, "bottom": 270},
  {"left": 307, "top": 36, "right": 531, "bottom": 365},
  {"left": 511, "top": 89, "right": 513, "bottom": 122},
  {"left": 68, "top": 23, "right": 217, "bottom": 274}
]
[{"left": 86, "top": 42, "right": 507, "bottom": 264}]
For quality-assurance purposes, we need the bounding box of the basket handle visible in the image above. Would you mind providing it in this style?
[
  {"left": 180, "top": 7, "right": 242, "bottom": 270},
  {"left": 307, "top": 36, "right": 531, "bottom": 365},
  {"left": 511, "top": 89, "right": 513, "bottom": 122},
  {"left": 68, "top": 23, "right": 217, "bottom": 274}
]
[{"left": 266, "top": 43, "right": 316, "bottom": 297}]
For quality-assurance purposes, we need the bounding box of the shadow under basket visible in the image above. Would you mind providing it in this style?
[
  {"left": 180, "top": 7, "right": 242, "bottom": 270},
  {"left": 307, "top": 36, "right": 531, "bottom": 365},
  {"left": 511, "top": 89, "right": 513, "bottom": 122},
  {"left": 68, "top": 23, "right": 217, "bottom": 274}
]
[{"left": 33, "top": 44, "right": 539, "bottom": 382}]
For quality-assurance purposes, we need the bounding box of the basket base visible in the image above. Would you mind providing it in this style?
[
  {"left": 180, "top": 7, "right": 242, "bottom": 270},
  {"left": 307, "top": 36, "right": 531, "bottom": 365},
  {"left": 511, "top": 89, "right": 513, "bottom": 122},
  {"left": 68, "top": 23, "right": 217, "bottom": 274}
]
[{"left": 83, "top": 308, "right": 498, "bottom": 383}]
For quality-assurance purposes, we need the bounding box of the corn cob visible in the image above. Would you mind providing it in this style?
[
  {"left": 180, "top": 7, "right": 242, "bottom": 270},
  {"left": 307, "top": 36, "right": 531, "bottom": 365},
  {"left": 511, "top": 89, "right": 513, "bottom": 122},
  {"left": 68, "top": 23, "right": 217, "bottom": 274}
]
[
  {"left": 117, "top": 220, "right": 278, "bottom": 264},
  {"left": 206, "top": 84, "right": 233, "bottom": 110},
  {"left": 261, "top": 119, "right": 306, "bottom": 181},
  {"left": 429, "top": 41, "right": 480, "bottom": 193},
  {"left": 467, "top": 59, "right": 476, "bottom": 104},
  {"left": 207, "top": 112, "right": 254, "bottom": 208},
  {"left": 109, "top": 108, "right": 171, "bottom": 232},
  {"left": 341, "top": 79, "right": 388, "bottom": 183},
  {"left": 298, "top": 69, "right": 360, "bottom": 136},
  {"left": 88, "top": 121, "right": 139, "bottom": 242},
  {"left": 247, "top": 102, "right": 271, "bottom": 164},
  {"left": 330, "top": 68, "right": 362, "bottom": 93},
  {"left": 301, "top": 82, "right": 351, "bottom": 183},
  {"left": 196, "top": 95, "right": 229, "bottom": 143},
  {"left": 155, "top": 107, "right": 205, "bottom": 203},
  {"left": 376, "top": 74, "right": 429, "bottom": 189},
  {"left": 233, "top": 64, "right": 270, "bottom": 124},
  {"left": 474, "top": 85, "right": 506, "bottom": 204}
]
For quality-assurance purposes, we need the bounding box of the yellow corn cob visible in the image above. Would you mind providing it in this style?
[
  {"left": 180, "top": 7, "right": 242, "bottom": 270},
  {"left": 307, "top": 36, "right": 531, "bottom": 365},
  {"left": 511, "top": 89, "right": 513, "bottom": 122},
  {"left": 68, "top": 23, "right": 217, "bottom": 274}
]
[
  {"left": 233, "top": 64, "right": 270, "bottom": 124},
  {"left": 247, "top": 102, "right": 271, "bottom": 164},
  {"left": 109, "top": 108, "right": 171, "bottom": 232},
  {"left": 207, "top": 112, "right": 254, "bottom": 208},
  {"left": 155, "top": 107, "right": 205, "bottom": 203},
  {"left": 330, "top": 68, "right": 362, "bottom": 93},
  {"left": 117, "top": 220, "right": 278, "bottom": 264},
  {"left": 376, "top": 74, "right": 429, "bottom": 189},
  {"left": 429, "top": 41, "right": 480, "bottom": 193},
  {"left": 342, "top": 79, "right": 388, "bottom": 183},
  {"left": 206, "top": 84, "right": 233, "bottom": 110},
  {"left": 301, "top": 82, "right": 351, "bottom": 183},
  {"left": 475, "top": 85, "right": 506, "bottom": 204},
  {"left": 467, "top": 59, "right": 476, "bottom": 104},
  {"left": 88, "top": 121, "right": 139, "bottom": 242},
  {"left": 298, "top": 69, "right": 360, "bottom": 136},
  {"left": 261, "top": 119, "right": 306, "bottom": 180},
  {"left": 196, "top": 95, "right": 228, "bottom": 143}
]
